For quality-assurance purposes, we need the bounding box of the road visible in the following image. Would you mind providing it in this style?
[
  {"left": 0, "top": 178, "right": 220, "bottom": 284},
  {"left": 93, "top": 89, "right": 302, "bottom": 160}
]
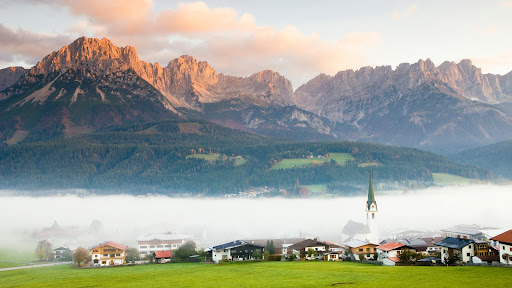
[{"left": 0, "top": 261, "right": 72, "bottom": 272}]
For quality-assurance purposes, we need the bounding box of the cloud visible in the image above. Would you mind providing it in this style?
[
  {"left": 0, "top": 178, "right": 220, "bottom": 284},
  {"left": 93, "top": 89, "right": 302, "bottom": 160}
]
[
  {"left": 472, "top": 51, "right": 512, "bottom": 75},
  {"left": 0, "top": 24, "right": 72, "bottom": 68},
  {"left": 393, "top": 4, "right": 417, "bottom": 19},
  {"left": 1, "top": 1, "right": 380, "bottom": 86},
  {"left": 503, "top": 0, "right": 512, "bottom": 7}
]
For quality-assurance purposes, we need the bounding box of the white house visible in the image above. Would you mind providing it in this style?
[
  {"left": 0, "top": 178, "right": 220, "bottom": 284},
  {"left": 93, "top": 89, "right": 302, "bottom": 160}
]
[
  {"left": 490, "top": 229, "right": 512, "bottom": 265},
  {"left": 435, "top": 237, "right": 474, "bottom": 264},
  {"left": 89, "top": 241, "right": 127, "bottom": 266},
  {"left": 210, "top": 240, "right": 265, "bottom": 263},
  {"left": 136, "top": 232, "right": 191, "bottom": 257}
]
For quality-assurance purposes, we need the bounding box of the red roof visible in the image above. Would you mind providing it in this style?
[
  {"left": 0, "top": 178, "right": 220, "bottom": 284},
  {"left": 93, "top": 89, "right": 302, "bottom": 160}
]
[
  {"left": 89, "top": 241, "right": 128, "bottom": 251},
  {"left": 376, "top": 242, "right": 405, "bottom": 251},
  {"left": 154, "top": 250, "right": 173, "bottom": 258},
  {"left": 388, "top": 257, "right": 400, "bottom": 263},
  {"left": 490, "top": 230, "right": 512, "bottom": 245}
]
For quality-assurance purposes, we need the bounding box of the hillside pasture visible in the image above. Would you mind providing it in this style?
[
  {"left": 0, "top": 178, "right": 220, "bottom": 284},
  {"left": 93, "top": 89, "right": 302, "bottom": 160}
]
[
  {"left": 432, "top": 173, "right": 475, "bottom": 185},
  {"left": 0, "top": 261, "right": 510, "bottom": 288},
  {"left": 271, "top": 153, "right": 354, "bottom": 170}
]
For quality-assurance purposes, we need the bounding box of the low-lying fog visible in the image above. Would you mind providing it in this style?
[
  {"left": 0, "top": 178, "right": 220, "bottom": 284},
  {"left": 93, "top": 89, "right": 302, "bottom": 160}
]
[{"left": 0, "top": 184, "right": 510, "bottom": 251}]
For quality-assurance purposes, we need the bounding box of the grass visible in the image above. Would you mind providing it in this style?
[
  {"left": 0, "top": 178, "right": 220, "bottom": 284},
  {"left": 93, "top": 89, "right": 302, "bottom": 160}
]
[
  {"left": 0, "top": 249, "right": 38, "bottom": 269},
  {"left": 186, "top": 154, "right": 248, "bottom": 166},
  {"left": 432, "top": 173, "right": 475, "bottom": 185},
  {"left": 271, "top": 153, "right": 354, "bottom": 170},
  {"left": 186, "top": 153, "right": 220, "bottom": 161},
  {"left": 0, "top": 261, "right": 511, "bottom": 287}
]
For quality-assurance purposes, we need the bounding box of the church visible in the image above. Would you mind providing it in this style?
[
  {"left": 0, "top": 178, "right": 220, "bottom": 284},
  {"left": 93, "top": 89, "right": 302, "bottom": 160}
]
[{"left": 342, "top": 172, "right": 379, "bottom": 244}]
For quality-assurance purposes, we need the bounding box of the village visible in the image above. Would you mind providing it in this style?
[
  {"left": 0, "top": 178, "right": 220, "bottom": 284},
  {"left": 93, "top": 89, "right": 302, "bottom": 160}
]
[{"left": 28, "top": 174, "right": 512, "bottom": 269}]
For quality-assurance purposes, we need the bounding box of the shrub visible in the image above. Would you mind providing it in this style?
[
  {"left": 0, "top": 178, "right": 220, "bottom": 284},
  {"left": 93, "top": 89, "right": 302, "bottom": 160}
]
[{"left": 268, "top": 255, "right": 282, "bottom": 261}]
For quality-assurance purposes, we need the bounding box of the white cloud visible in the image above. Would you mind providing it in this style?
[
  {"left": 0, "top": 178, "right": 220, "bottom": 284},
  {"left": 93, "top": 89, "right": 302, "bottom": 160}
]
[
  {"left": 3, "top": 0, "right": 379, "bottom": 87},
  {"left": 393, "top": 4, "right": 417, "bottom": 19}
]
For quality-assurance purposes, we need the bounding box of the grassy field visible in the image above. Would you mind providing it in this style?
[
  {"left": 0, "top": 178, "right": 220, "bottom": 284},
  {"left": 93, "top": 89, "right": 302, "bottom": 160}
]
[
  {"left": 186, "top": 154, "right": 247, "bottom": 166},
  {"left": 1, "top": 261, "right": 511, "bottom": 288},
  {"left": 0, "top": 249, "right": 38, "bottom": 269},
  {"left": 272, "top": 153, "right": 354, "bottom": 170},
  {"left": 432, "top": 173, "right": 475, "bottom": 185},
  {"left": 186, "top": 153, "right": 221, "bottom": 161}
]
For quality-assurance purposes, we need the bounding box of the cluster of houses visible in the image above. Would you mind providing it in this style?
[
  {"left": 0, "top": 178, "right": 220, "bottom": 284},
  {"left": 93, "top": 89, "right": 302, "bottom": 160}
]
[{"left": 42, "top": 174, "right": 512, "bottom": 268}]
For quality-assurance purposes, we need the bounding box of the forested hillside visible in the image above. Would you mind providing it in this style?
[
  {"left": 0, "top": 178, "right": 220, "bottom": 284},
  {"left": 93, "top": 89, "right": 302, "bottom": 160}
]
[
  {"left": 0, "top": 121, "right": 489, "bottom": 196},
  {"left": 450, "top": 140, "right": 512, "bottom": 179}
]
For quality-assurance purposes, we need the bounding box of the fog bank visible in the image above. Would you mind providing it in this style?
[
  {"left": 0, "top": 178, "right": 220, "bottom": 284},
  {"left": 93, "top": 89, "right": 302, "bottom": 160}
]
[{"left": 0, "top": 184, "right": 510, "bottom": 251}]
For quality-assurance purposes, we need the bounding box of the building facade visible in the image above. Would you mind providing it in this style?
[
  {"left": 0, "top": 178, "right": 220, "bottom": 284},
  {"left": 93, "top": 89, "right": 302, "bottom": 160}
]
[
  {"left": 89, "top": 241, "right": 127, "bottom": 266},
  {"left": 137, "top": 233, "right": 191, "bottom": 257}
]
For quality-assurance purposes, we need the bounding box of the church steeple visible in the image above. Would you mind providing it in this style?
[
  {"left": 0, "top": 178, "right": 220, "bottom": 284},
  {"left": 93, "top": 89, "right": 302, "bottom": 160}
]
[{"left": 366, "top": 170, "right": 377, "bottom": 212}]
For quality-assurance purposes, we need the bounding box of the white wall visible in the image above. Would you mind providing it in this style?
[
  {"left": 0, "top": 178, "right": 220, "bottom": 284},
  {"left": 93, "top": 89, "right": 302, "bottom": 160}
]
[
  {"left": 212, "top": 249, "right": 230, "bottom": 263},
  {"left": 498, "top": 242, "right": 512, "bottom": 265}
]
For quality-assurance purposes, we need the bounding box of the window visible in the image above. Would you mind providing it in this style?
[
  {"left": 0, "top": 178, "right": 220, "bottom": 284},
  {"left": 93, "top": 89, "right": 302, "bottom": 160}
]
[
  {"left": 164, "top": 245, "right": 170, "bottom": 248},
  {"left": 366, "top": 248, "right": 370, "bottom": 252},
  {"left": 372, "top": 213, "right": 375, "bottom": 219},
  {"left": 366, "top": 254, "right": 370, "bottom": 257},
  {"left": 157, "top": 245, "right": 163, "bottom": 248},
  {"left": 116, "top": 254, "right": 120, "bottom": 257},
  {"left": 103, "top": 254, "right": 108, "bottom": 257},
  {"left": 93, "top": 250, "right": 98, "bottom": 252},
  {"left": 150, "top": 246, "right": 155, "bottom": 248},
  {"left": 468, "top": 245, "right": 471, "bottom": 249},
  {"left": 359, "top": 248, "right": 363, "bottom": 252},
  {"left": 467, "top": 253, "right": 470, "bottom": 256},
  {"left": 140, "top": 246, "right": 147, "bottom": 249},
  {"left": 102, "top": 261, "right": 106, "bottom": 264}
]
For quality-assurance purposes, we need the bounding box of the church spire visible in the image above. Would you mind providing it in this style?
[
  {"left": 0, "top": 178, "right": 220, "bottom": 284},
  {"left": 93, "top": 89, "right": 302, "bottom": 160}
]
[{"left": 366, "top": 169, "right": 377, "bottom": 211}]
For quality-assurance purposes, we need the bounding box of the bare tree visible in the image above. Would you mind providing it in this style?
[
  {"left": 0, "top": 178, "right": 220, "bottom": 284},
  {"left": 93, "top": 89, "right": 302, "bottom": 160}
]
[{"left": 73, "top": 247, "right": 90, "bottom": 267}]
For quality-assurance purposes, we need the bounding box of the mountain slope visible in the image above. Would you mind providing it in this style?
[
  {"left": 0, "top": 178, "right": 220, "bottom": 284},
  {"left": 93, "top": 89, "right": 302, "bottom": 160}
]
[
  {"left": 295, "top": 59, "right": 512, "bottom": 152},
  {"left": 0, "top": 37, "right": 180, "bottom": 143},
  {"left": 0, "top": 120, "right": 488, "bottom": 194},
  {"left": 450, "top": 140, "right": 512, "bottom": 179}
]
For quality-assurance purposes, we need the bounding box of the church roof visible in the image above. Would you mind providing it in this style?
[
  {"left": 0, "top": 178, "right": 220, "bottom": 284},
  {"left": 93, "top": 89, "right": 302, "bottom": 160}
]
[
  {"left": 342, "top": 220, "right": 371, "bottom": 236},
  {"left": 367, "top": 171, "right": 376, "bottom": 210}
]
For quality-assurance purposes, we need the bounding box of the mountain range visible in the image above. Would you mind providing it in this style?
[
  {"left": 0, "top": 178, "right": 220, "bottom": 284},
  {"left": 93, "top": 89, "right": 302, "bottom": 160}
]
[{"left": 2, "top": 37, "right": 512, "bottom": 152}]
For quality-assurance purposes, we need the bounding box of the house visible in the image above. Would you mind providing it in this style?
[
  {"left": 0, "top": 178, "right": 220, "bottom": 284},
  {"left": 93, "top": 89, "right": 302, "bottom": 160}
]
[
  {"left": 344, "top": 239, "right": 379, "bottom": 261},
  {"left": 137, "top": 232, "right": 191, "bottom": 257},
  {"left": 288, "top": 239, "right": 342, "bottom": 260},
  {"left": 245, "top": 238, "right": 306, "bottom": 255},
  {"left": 441, "top": 224, "right": 503, "bottom": 241},
  {"left": 342, "top": 172, "right": 379, "bottom": 244},
  {"left": 210, "top": 240, "right": 264, "bottom": 263},
  {"left": 324, "top": 251, "right": 344, "bottom": 261},
  {"left": 376, "top": 242, "right": 416, "bottom": 266},
  {"left": 435, "top": 237, "right": 474, "bottom": 264},
  {"left": 153, "top": 250, "right": 173, "bottom": 263},
  {"left": 52, "top": 246, "right": 71, "bottom": 260},
  {"left": 89, "top": 241, "right": 127, "bottom": 266},
  {"left": 490, "top": 229, "right": 512, "bottom": 265}
]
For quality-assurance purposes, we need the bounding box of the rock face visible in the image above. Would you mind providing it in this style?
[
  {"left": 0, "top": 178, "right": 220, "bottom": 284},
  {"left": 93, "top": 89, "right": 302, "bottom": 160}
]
[
  {"left": 295, "top": 59, "right": 512, "bottom": 152},
  {"left": 0, "top": 67, "right": 27, "bottom": 99}
]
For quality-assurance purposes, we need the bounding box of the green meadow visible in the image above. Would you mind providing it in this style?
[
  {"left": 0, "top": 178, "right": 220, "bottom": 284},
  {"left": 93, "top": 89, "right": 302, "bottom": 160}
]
[
  {"left": 432, "top": 173, "right": 475, "bottom": 185},
  {"left": 271, "top": 153, "right": 354, "bottom": 170},
  {"left": 1, "top": 261, "right": 510, "bottom": 288}
]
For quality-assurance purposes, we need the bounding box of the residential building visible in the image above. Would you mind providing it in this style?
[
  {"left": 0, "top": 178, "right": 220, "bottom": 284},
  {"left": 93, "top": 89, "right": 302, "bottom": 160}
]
[
  {"left": 52, "top": 246, "right": 71, "bottom": 260},
  {"left": 490, "top": 229, "right": 512, "bottom": 265},
  {"left": 344, "top": 239, "right": 379, "bottom": 261},
  {"left": 244, "top": 238, "right": 306, "bottom": 255},
  {"left": 289, "top": 238, "right": 342, "bottom": 260},
  {"left": 324, "top": 251, "right": 344, "bottom": 261},
  {"left": 376, "top": 242, "right": 416, "bottom": 266},
  {"left": 441, "top": 224, "right": 503, "bottom": 241},
  {"left": 137, "top": 232, "right": 191, "bottom": 257},
  {"left": 89, "top": 241, "right": 127, "bottom": 266},
  {"left": 210, "top": 240, "right": 264, "bottom": 263},
  {"left": 435, "top": 237, "right": 474, "bottom": 264}
]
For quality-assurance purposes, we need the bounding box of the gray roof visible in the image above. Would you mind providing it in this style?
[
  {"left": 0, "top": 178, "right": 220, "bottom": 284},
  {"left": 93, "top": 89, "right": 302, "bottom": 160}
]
[
  {"left": 245, "top": 238, "right": 306, "bottom": 249},
  {"left": 435, "top": 237, "right": 474, "bottom": 249},
  {"left": 344, "top": 239, "right": 370, "bottom": 248},
  {"left": 441, "top": 225, "right": 485, "bottom": 236},
  {"left": 342, "top": 220, "right": 371, "bottom": 236},
  {"left": 212, "top": 240, "right": 264, "bottom": 251},
  {"left": 137, "top": 233, "right": 191, "bottom": 242}
]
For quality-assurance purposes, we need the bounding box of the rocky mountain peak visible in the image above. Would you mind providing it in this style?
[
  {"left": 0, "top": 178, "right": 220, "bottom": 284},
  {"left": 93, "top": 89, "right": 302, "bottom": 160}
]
[
  {"left": 30, "top": 36, "right": 141, "bottom": 75},
  {"left": 0, "top": 66, "right": 27, "bottom": 94}
]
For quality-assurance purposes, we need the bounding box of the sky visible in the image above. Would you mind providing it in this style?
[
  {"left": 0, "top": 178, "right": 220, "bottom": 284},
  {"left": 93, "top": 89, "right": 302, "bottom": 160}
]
[{"left": 0, "top": 0, "right": 511, "bottom": 87}]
